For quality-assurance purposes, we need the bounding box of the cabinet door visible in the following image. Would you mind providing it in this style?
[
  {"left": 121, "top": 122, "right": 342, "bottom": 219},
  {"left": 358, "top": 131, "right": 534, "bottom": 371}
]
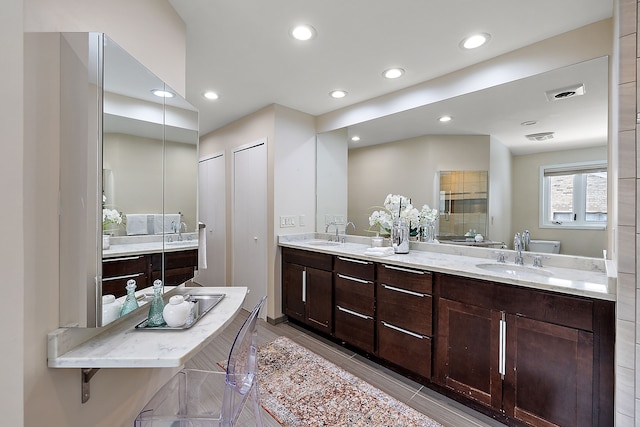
[
  {"left": 504, "top": 315, "right": 593, "bottom": 427},
  {"left": 435, "top": 298, "right": 502, "bottom": 409},
  {"left": 305, "top": 267, "right": 332, "bottom": 333},
  {"left": 283, "top": 262, "right": 305, "bottom": 323}
]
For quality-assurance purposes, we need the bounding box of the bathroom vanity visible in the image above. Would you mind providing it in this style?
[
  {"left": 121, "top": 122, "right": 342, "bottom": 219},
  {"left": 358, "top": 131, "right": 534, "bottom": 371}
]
[{"left": 279, "top": 234, "right": 614, "bottom": 427}]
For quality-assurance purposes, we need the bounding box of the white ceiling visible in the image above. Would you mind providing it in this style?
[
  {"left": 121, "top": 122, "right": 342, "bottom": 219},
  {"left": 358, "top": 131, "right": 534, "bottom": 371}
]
[{"left": 168, "top": 0, "right": 613, "bottom": 151}]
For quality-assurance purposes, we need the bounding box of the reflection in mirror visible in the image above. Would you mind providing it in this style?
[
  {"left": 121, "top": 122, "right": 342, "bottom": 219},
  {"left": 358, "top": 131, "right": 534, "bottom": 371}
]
[
  {"left": 318, "top": 56, "right": 608, "bottom": 258},
  {"left": 437, "top": 171, "right": 488, "bottom": 240},
  {"left": 100, "top": 36, "right": 199, "bottom": 326}
]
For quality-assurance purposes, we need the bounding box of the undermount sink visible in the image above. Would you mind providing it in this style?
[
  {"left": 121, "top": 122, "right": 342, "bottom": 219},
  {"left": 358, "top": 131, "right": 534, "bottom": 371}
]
[
  {"left": 476, "top": 263, "right": 554, "bottom": 277},
  {"left": 307, "top": 240, "right": 342, "bottom": 246}
]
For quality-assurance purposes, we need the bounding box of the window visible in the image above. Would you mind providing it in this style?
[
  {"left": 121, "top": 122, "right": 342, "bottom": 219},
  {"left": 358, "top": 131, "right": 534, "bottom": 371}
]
[{"left": 540, "top": 161, "right": 607, "bottom": 229}]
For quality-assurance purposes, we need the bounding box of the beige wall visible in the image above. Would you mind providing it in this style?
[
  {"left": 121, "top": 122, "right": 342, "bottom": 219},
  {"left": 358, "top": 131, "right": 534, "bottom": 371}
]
[
  {"left": 18, "top": 2, "right": 188, "bottom": 426},
  {"left": 104, "top": 134, "right": 198, "bottom": 233},
  {"left": 348, "top": 135, "right": 491, "bottom": 236},
  {"left": 1, "top": 1, "right": 24, "bottom": 426},
  {"left": 199, "top": 104, "right": 316, "bottom": 320},
  {"left": 511, "top": 146, "right": 608, "bottom": 258}
]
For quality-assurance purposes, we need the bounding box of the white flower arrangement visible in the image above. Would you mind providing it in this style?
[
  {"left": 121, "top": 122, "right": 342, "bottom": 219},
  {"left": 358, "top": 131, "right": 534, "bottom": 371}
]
[
  {"left": 102, "top": 195, "right": 122, "bottom": 231},
  {"left": 368, "top": 194, "right": 421, "bottom": 234},
  {"left": 419, "top": 204, "right": 439, "bottom": 225}
]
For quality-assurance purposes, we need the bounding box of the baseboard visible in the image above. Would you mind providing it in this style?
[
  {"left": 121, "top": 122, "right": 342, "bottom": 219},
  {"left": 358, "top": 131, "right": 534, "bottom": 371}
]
[{"left": 267, "top": 315, "right": 287, "bottom": 325}]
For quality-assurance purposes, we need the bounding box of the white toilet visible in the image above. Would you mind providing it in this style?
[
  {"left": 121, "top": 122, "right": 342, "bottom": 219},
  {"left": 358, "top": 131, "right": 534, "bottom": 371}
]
[{"left": 528, "top": 240, "right": 560, "bottom": 254}]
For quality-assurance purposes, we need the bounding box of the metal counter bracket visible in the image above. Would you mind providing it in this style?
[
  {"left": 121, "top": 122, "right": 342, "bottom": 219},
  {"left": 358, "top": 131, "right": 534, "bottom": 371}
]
[{"left": 81, "top": 368, "right": 101, "bottom": 403}]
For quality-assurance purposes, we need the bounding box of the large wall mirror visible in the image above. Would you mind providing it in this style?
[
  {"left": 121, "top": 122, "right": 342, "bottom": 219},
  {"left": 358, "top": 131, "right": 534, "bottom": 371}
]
[
  {"left": 58, "top": 33, "right": 198, "bottom": 328},
  {"left": 317, "top": 55, "right": 609, "bottom": 259}
]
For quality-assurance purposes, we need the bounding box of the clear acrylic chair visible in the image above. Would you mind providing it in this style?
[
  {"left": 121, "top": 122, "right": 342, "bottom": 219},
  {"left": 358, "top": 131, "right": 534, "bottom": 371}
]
[{"left": 134, "top": 296, "right": 267, "bottom": 427}]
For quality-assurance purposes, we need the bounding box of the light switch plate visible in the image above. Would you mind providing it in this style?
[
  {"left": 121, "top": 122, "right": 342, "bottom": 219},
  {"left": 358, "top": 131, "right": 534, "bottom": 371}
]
[{"left": 280, "top": 215, "right": 296, "bottom": 228}]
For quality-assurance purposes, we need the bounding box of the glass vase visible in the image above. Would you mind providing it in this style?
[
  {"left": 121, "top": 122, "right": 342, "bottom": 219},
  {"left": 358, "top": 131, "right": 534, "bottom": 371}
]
[
  {"left": 147, "top": 279, "right": 166, "bottom": 327},
  {"left": 119, "top": 279, "right": 139, "bottom": 316},
  {"left": 422, "top": 221, "right": 436, "bottom": 243}
]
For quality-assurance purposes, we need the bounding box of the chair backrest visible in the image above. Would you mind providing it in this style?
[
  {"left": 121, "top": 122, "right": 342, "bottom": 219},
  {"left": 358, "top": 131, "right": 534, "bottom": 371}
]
[{"left": 220, "top": 295, "right": 267, "bottom": 425}]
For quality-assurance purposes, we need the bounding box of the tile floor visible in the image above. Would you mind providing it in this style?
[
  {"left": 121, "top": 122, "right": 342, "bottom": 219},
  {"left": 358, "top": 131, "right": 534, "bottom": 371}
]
[{"left": 186, "top": 310, "right": 505, "bottom": 427}]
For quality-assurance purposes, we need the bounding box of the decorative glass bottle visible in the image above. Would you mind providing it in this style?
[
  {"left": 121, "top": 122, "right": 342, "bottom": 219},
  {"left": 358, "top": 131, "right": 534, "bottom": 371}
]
[
  {"left": 119, "top": 279, "right": 139, "bottom": 317},
  {"left": 147, "top": 279, "right": 166, "bottom": 327}
]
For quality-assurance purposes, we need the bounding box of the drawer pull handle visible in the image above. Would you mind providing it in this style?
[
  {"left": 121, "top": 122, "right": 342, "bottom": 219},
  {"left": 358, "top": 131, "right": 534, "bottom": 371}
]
[
  {"left": 103, "top": 256, "right": 143, "bottom": 263},
  {"left": 336, "top": 305, "right": 372, "bottom": 320},
  {"left": 337, "top": 256, "right": 371, "bottom": 265},
  {"left": 302, "top": 270, "right": 307, "bottom": 303},
  {"left": 102, "top": 272, "right": 144, "bottom": 282},
  {"left": 381, "top": 284, "right": 427, "bottom": 297},
  {"left": 381, "top": 321, "right": 425, "bottom": 339},
  {"left": 337, "top": 274, "right": 371, "bottom": 284},
  {"left": 383, "top": 264, "right": 425, "bottom": 275}
]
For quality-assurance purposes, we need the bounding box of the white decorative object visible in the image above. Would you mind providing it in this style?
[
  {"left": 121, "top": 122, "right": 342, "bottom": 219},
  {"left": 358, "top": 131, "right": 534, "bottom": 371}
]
[
  {"left": 163, "top": 295, "right": 191, "bottom": 327},
  {"left": 102, "top": 294, "right": 121, "bottom": 326},
  {"left": 103, "top": 234, "right": 110, "bottom": 250},
  {"left": 475, "top": 234, "right": 484, "bottom": 242}
]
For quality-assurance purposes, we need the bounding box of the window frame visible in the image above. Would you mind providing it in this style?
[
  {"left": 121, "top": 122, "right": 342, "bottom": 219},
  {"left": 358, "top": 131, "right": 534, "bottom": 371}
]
[{"left": 538, "top": 160, "right": 607, "bottom": 230}]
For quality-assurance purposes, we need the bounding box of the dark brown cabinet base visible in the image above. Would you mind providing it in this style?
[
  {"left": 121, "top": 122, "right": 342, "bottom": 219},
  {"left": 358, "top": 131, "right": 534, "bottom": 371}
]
[{"left": 280, "top": 247, "right": 614, "bottom": 427}]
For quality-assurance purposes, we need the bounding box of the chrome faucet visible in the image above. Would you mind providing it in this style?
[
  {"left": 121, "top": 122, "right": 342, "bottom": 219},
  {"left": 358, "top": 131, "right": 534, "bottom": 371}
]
[
  {"left": 325, "top": 221, "right": 339, "bottom": 241},
  {"left": 513, "top": 232, "right": 524, "bottom": 265},
  {"left": 344, "top": 221, "right": 356, "bottom": 235},
  {"left": 522, "top": 229, "right": 530, "bottom": 251},
  {"left": 177, "top": 221, "right": 187, "bottom": 241}
]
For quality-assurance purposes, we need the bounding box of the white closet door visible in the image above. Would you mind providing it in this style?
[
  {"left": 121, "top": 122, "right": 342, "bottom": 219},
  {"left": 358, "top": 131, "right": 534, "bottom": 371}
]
[
  {"left": 233, "top": 139, "right": 267, "bottom": 314},
  {"left": 197, "top": 153, "right": 226, "bottom": 285}
]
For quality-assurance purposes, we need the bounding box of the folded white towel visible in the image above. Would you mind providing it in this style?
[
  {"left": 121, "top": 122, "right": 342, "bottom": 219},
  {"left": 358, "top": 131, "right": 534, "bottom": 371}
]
[
  {"left": 153, "top": 214, "right": 181, "bottom": 234},
  {"left": 198, "top": 222, "right": 207, "bottom": 270},
  {"left": 364, "top": 247, "right": 395, "bottom": 257},
  {"left": 126, "top": 214, "right": 150, "bottom": 235}
]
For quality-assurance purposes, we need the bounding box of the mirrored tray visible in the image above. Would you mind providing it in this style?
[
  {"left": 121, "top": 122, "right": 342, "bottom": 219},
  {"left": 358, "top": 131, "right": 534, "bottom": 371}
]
[{"left": 135, "top": 293, "right": 225, "bottom": 330}]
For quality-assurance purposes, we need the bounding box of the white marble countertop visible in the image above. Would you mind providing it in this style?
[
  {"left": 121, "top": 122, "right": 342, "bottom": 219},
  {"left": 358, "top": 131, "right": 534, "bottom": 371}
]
[
  {"left": 279, "top": 233, "right": 615, "bottom": 301},
  {"left": 103, "top": 233, "right": 198, "bottom": 258},
  {"left": 47, "top": 286, "right": 246, "bottom": 368}
]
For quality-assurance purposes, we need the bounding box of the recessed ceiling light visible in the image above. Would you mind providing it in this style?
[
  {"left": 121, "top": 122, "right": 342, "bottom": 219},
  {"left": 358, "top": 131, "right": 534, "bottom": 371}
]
[
  {"left": 290, "top": 24, "right": 317, "bottom": 41},
  {"left": 203, "top": 91, "right": 220, "bottom": 100},
  {"left": 351, "top": 136, "right": 361, "bottom": 142},
  {"left": 439, "top": 115, "right": 453, "bottom": 122},
  {"left": 151, "top": 89, "right": 175, "bottom": 98},
  {"left": 525, "top": 132, "right": 555, "bottom": 141},
  {"left": 460, "top": 33, "right": 491, "bottom": 50},
  {"left": 521, "top": 120, "right": 537, "bottom": 126},
  {"left": 330, "top": 90, "right": 347, "bottom": 99},
  {"left": 382, "top": 68, "right": 405, "bottom": 79}
]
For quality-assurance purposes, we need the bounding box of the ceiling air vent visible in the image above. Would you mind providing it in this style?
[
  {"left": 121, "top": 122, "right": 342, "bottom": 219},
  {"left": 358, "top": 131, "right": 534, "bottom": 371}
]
[
  {"left": 525, "top": 132, "right": 554, "bottom": 141},
  {"left": 545, "top": 83, "right": 585, "bottom": 101}
]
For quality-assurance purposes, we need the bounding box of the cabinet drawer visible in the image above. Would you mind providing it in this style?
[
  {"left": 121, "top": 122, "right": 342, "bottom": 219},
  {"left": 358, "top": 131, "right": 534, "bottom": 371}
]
[
  {"left": 335, "top": 273, "right": 374, "bottom": 315},
  {"left": 103, "top": 255, "right": 148, "bottom": 278},
  {"left": 282, "top": 247, "right": 332, "bottom": 271},
  {"left": 334, "top": 256, "right": 374, "bottom": 281},
  {"left": 378, "top": 320, "right": 432, "bottom": 379},
  {"left": 102, "top": 272, "right": 147, "bottom": 298},
  {"left": 151, "top": 249, "right": 198, "bottom": 272},
  {"left": 377, "top": 263, "right": 432, "bottom": 294},
  {"left": 377, "top": 283, "right": 432, "bottom": 336},
  {"left": 334, "top": 305, "right": 375, "bottom": 354},
  {"left": 152, "top": 266, "right": 196, "bottom": 287}
]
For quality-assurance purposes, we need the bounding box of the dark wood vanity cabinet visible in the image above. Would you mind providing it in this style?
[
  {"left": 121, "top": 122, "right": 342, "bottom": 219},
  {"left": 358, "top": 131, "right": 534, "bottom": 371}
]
[
  {"left": 376, "top": 263, "right": 433, "bottom": 379},
  {"left": 434, "top": 274, "right": 614, "bottom": 427},
  {"left": 102, "top": 255, "right": 149, "bottom": 297},
  {"left": 282, "top": 247, "right": 333, "bottom": 334},
  {"left": 151, "top": 249, "right": 198, "bottom": 286},
  {"left": 333, "top": 256, "right": 376, "bottom": 353}
]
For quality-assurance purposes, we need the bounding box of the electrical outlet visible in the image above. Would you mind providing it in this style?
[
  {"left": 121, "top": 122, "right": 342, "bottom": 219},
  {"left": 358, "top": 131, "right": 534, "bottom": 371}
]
[
  {"left": 299, "top": 215, "right": 306, "bottom": 226},
  {"left": 324, "top": 214, "right": 334, "bottom": 225},
  {"left": 334, "top": 215, "right": 345, "bottom": 225},
  {"left": 279, "top": 215, "right": 296, "bottom": 228}
]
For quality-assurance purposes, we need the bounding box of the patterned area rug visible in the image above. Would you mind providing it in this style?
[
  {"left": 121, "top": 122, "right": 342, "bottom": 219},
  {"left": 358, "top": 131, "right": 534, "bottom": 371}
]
[{"left": 256, "top": 336, "right": 443, "bottom": 427}]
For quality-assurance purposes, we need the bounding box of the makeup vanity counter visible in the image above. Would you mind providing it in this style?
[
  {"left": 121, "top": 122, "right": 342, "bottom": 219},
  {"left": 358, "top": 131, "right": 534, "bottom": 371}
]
[
  {"left": 47, "top": 286, "right": 247, "bottom": 368},
  {"left": 278, "top": 233, "right": 615, "bottom": 301}
]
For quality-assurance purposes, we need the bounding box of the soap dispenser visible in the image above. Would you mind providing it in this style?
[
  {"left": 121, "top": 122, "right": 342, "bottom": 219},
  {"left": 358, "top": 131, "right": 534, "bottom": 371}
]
[
  {"left": 147, "top": 279, "right": 166, "bottom": 327},
  {"left": 119, "top": 279, "right": 139, "bottom": 317}
]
